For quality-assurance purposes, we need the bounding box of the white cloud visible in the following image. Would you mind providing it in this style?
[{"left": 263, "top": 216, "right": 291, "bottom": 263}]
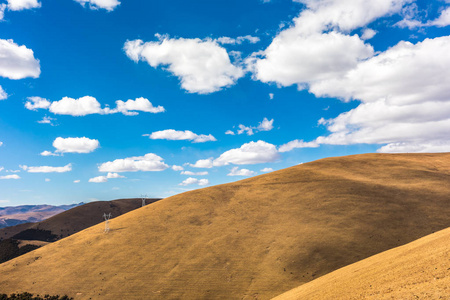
[
  {"left": 249, "top": 0, "right": 414, "bottom": 89},
  {"left": 7, "top": 0, "right": 41, "bottom": 11},
  {"left": 291, "top": 0, "right": 408, "bottom": 34},
  {"left": 227, "top": 167, "right": 256, "bottom": 177},
  {"left": 0, "top": 86, "right": 7, "bottom": 100},
  {"left": 25, "top": 97, "right": 51, "bottom": 110},
  {"left": 230, "top": 117, "right": 274, "bottom": 136},
  {"left": 237, "top": 125, "right": 254, "bottom": 136},
  {"left": 0, "top": 39, "right": 40, "bottom": 79},
  {"left": 261, "top": 167, "right": 274, "bottom": 173},
  {"left": 396, "top": 6, "right": 450, "bottom": 29},
  {"left": 251, "top": 31, "right": 373, "bottom": 88},
  {"left": 21, "top": 163, "right": 72, "bottom": 173},
  {"left": 112, "top": 97, "right": 165, "bottom": 116},
  {"left": 124, "top": 36, "right": 244, "bottom": 94},
  {"left": 106, "top": 172, "right": 125, "bottom": 178},
  {"left": 172, "top": 165, "right": 184, "bottom": 171},
  {"left": 37, "top": 116, "right": 56, "bottom": 125},
  {"left": 189, "top": 158, "right": 214, "bottom": 169},
  {"left": 74, "top": 180, "right": 80, "bottom": 183},
  {"left": 89, "top": 176, "right": 107, "bottom": 183},
  {"left": 40, "top": 150, "right": 59, "bottom": 156},
  {"left": 45, "top": 178, "right": 50, "bottom": 182},
  {"left": 49, "top": 96, "right": 105, "bottom": 116},
  {"left": 179, "top": 177, "right": 209, "bottom": 186},
  {"left": 0, "top": 167, "right": 3, "bottom": 171},
  {"left": 377, "top": 141, "right": 450, "bottom": 153},
  {"left": 98, "top": 153, "right": 169, "bottom": 172},
  {"left": 73, "top": 0, "right": 120, "bottom": 11},
  {"left": 181, "top": 171, "right": 208, "bottom": 176},
  {"left": 278, "top": 139, "right": 319, "bottom": 152},
  {"left": 144, "top": 129, "right": 216, "bottom": 143},
  {"left": 216, "top": 35, "right": 260, "bottom": 45},
  {"left": 44, "top": 96, "right": 164, "bottom": 117},
  {"left": 361, "top": 28, "right": 377, "bottom": 40},
  {"left": 269, "top": 93, "right": 274, "bottom": 100},
  {"left": 0, "top": 174, "right": 20, "bottom": 179},
  {"left": 52, "top": 137, "right": 100, "bottom": 154},
  {"left": 214, "top": 140, "right": 279, "bottom": 166},
  {"left": 294, "top": 36, "right": 450, "bottom": 153},
  {"left": 0, "top": 4, "right": 6, "bottom": 21}
]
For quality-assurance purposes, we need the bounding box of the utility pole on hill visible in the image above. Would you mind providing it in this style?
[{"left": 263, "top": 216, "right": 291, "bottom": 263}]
[
  {"left": 103, "top": 213, "right": 112, "bottom": 233},
  {"left": 141, "top": 194, "right": 147, "bottom": 207}
]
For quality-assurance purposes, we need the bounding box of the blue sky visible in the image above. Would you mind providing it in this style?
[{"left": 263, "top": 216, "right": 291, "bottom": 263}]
[{"left": 1, "top": 0, "right": 449, "bottom": 205}]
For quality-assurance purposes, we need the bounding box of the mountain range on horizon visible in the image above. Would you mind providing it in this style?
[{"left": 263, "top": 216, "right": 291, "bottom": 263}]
[{"left": 0, "top": 203, "right": 83, "bottom": 229}]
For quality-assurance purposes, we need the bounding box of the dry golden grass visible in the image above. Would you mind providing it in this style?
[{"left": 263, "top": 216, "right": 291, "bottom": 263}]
[
  {"left": 0, "top": 153, "right": 449, "bottom": 299},
  {"left": 273, "top": 227, "right": 450, "bottom": 300}
]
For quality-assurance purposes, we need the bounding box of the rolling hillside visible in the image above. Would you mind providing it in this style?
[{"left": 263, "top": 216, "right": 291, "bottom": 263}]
[
  {"left": 0, "top": 198, "right": 160, "bottom": 241},
  {"left": 273, "top": 227, "right": 450, "bottom": 299},
  {"left": 0, "top": 153, "right": 449, "bottom": 299}
]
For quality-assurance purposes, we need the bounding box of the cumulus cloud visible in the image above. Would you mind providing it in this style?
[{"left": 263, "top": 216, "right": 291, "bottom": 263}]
[
  {"left": 214, "top": 140, "right": 279, "bottom": 166},
  {"left": 227, "top": 167, "right": 256, "bottom": 177},
  {"left": 0, "top": 86, "right": 7, "bottom": 100},
  {"left": 172, "top": 165, "right": 184, "bottom": 171},
  {"left": 45, "top": 178, "right": 50, "bottom": 182},
  {"left": 112, "top": 97, "right": 165, "bottom": 115},
  {"left": 0, "top": 39, "right": 40, "bottom": 79},
  {"left": 124, "top": 36, "right": 244, "bottom": 94},
  {"left": 0, "top": 174, "right": 20, "bottom": 179},
  {"left": 249, "top": 1, "right": 450, "bottom": 153},
  {"left": 189, "top": 158, "right": 214, "bottom": 169},
  {"left": 89, "top": 176, "right": 107, "bottom": 183},
  {"left": 49, "top": 96, "right": 104, "bottom": 116},
  {"left": 190, "top": 141, "right": 279, "bottom": 168},
  {"left": 278, "top": 139, "right": 319, "bottom": 152},
  {"left": 74, "top": 180, "right": 80, "bottom": 183},
  {"left": 21, "top": 163, "right": 72, "bottom": 173},
  {"left": 261, "top": 167, "right": 274, "bottom": 173},
  {"left": 40, "top": 150, "right": 59, "bottom": 156},
  {"left": 73, "top": 0, "right": 120, "bottom": 11},
  {"left": 361, "top": 28, "right": 377, "bottom": 40},
  {"left": 179, "top": 177, "right": 209, "bottom": 186},
  {"left": 98, "top": 153, "right": 169, "bottom": 172},
  {"left": 229, "top": 117, "right": 274, "bottom": 136},
  {"left": 181, "top": 171, "right": 208, "bottom": 176},
  {"left": 7, "top": 0, "right": 41, "bottom": 11},
  {"left": 309, "top": 37, "right": 450, "bottom": 151},
  {"left": 25, "top": 97, "right": 51, "bottom": 110},
  {"left": 51, "top": 137, "right": 100, "bottom": 154},
  {"left": 276, "top": 36, "right": 450, "bottom": 153},
  {"left": 36, "top": 96, "right": 164, "bottom": 117},
  {"left": 144, "top": 129, "right": 216, "bottom": 143},
  {"left": 250, "top": 31, "right": 373, "bottom": 88},
  {"left": 106, "top": 172, "right": 125, "bottom": 178}
]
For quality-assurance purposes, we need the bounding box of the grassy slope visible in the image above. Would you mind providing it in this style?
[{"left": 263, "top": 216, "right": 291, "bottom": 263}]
[
  {"left": 273, "top": 227, "right": 450, "bottom": 300},
  {"left": 0, "top": 153, "right": 449, "bottom": 299}
]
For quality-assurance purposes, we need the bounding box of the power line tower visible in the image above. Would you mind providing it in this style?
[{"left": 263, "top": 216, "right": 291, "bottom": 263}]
[
  {"left": 103, "top": 213, "right": 112, "bottom": 233},
  {"left": 141, "top": 194, "right": 147, "bottom": 207}
]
